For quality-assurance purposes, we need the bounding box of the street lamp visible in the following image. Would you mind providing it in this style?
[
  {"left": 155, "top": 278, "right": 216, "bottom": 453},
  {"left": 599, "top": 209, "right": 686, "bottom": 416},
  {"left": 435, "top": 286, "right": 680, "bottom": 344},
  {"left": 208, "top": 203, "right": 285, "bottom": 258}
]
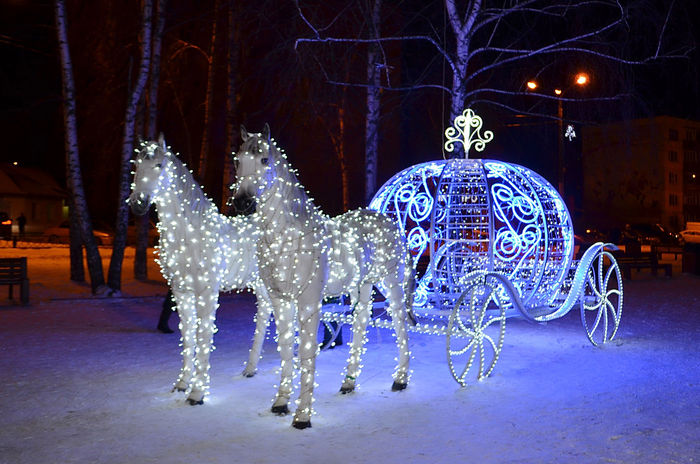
[{"left": 526, "top": 72, "right": 590, "bottom": 199}]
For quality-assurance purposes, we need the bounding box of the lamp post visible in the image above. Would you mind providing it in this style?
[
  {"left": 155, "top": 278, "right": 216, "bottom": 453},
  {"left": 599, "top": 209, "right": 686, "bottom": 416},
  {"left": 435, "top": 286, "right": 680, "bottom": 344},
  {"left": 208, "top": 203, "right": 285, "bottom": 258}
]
[{"left": 526, "top": 73, "right": 589, "bottom": 198}]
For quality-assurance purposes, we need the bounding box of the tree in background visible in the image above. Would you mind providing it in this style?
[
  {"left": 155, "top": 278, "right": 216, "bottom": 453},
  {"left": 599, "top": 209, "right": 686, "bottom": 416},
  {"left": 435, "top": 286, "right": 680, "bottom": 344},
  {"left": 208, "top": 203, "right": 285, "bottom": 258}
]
[
  {"left": 55, "top": 0, "right": 107, "bottom": 294},
  {"left": 107, "top": 0, "right": 152, "bottom": 292},
  {"left": 134, "top": 0, "right": 168, "bottom": 281}
]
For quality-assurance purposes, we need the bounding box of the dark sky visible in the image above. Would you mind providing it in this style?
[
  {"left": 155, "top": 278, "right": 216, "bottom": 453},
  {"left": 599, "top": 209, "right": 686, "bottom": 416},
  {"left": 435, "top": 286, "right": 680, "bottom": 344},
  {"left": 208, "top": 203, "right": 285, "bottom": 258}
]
[{"left": 1, "top": 0, "right": 699, "bottom": 223}]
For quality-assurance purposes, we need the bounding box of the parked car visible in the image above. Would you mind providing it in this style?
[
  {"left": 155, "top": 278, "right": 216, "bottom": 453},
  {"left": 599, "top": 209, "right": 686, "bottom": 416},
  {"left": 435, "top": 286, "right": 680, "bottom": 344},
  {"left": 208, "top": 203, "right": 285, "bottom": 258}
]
[
  {"left": 126, "top": 218, "right": 159, "bottom": 246},
  {"left": 626, "top": 223, "right": 683, "bottom": 246},
  {"left": 680, "top": 229, "right": 700, "bottom": 244},
  {"left": 44, "top": 221, "right": 114, "bottom": 246},
  {"left": 0, "top": 212, "right": 11, "bottom": 240}
]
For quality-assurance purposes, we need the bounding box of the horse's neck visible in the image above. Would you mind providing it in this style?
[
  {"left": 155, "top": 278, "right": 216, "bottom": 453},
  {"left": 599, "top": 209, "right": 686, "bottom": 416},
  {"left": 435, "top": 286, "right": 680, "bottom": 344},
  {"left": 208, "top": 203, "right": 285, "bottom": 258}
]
[
  {"left": 258, "top": 166, "right": 321, "bottom": 232},
  {"left": 154, "top": 166, "right": 213, "bottom": 231}
]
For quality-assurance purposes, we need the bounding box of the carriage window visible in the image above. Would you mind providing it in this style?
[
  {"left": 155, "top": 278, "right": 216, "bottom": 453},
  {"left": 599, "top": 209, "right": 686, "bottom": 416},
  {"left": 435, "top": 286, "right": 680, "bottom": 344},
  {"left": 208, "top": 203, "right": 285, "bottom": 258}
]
[
  {"left": 668, "top": 151, "right": 678, "bottom": 162},
  {"left": 669, "top": 129, "right": 678, "bottom": 141}
]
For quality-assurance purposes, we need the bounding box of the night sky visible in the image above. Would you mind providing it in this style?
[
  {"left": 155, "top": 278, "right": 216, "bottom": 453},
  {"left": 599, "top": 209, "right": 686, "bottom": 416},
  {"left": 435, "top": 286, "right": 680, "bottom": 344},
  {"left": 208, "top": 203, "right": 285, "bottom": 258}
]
[{"left": 1, "top": 0, "right": 699, "bottom": 226}]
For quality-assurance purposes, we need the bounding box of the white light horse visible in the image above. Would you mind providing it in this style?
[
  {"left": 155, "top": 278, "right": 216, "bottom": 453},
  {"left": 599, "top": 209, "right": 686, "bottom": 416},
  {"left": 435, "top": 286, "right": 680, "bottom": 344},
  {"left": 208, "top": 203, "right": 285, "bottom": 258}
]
[
  {"left": 233, "top": 125, "right": 415, "bottom": 429},
  {"left": 128, "top": 135, "right": 271, "bottom": 405}
]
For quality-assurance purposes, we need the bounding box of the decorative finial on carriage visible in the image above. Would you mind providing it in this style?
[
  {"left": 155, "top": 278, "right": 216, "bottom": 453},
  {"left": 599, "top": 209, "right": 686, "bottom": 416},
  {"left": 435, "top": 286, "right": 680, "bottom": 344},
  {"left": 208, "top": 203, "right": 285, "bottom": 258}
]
[{"left": 444, "top": 108, "right": 494, "bottom": 159}]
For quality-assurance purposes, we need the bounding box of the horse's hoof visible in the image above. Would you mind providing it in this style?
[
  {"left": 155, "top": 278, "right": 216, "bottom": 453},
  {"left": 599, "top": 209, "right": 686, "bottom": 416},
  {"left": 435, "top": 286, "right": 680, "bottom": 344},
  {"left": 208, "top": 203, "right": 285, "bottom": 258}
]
[
  {"left": 243, "top": 371, "right": 256, "bottom": 378},
  {"left": 340, "top": 385, "right": 355, "bottom": 394},
  {"left": 271, "top": 404, "right": 289, "bottom": 415},
  {"left": 391, "top": 381, "right": 408, "bottom": 391},
  {"left": 292, "top": 420, "right": 312, "bottom": 429},
  {"left": 186, "top": 398, "right": 204, "bottom": 406}
]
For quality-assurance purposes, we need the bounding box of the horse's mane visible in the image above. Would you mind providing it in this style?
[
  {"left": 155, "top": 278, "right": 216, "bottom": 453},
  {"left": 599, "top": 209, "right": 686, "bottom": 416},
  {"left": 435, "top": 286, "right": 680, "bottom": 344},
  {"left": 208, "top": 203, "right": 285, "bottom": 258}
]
[
  {"left": 165, "top": 150, "right": 217, "bottom": 220},
  {"left": 268, "top": 140, "right": 325, "bottom": 224}
]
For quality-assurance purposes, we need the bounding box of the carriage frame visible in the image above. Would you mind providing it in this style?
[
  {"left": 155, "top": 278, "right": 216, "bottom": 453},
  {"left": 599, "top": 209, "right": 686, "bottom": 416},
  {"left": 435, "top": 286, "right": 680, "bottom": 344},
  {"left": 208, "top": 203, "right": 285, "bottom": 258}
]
[{"left": 319, "top": 109, "right": 623, "bottom": 386}]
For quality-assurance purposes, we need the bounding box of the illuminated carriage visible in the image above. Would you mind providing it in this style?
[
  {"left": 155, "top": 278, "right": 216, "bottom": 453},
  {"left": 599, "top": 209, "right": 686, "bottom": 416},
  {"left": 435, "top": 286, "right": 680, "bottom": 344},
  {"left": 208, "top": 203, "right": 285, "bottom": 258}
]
[{"left": 322, "top": 109, "right": 623, "bottom": 386}]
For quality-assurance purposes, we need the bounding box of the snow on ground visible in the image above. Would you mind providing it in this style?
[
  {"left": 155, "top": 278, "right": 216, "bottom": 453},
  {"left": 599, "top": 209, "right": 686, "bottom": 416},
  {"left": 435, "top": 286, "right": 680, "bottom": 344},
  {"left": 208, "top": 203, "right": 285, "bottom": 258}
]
[{"left": 1, "top": 242, "right": 699, "bottom": 463}]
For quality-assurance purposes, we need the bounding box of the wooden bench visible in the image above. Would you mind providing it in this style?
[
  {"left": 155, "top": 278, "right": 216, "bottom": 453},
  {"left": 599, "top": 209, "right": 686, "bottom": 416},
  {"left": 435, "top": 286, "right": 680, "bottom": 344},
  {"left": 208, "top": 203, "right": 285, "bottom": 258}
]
[
  {"left": 0, "top": 257, "right": 29, "bottom": 305},
  {"left": 615, "top": 254, "right": 672, "bottom": 280}
]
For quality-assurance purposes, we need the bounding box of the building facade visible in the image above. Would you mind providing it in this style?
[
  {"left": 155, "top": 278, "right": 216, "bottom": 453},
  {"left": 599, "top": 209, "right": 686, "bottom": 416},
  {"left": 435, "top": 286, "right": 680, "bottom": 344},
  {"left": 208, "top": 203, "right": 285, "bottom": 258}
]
[
  {"left": 582, "top": 116, "right": 700, "bottom": 232},
  {"left": 0, "top": 164, "right": 67, "bottom": 236}
]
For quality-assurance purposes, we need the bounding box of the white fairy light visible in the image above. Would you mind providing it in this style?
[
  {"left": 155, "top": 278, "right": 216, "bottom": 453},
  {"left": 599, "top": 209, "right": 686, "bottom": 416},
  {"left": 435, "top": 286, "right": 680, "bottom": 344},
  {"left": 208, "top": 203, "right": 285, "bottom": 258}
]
[{"left": 234, "top": 125, "right": 414, "bottom": 429}]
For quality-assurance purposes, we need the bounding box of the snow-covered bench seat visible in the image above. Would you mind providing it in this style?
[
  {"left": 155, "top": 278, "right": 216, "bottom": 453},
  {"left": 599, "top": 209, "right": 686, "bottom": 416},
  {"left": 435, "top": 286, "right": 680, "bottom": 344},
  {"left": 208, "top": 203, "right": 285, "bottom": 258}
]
[{"left": 0, "top": 257, "right": 29, "bottom": 305}]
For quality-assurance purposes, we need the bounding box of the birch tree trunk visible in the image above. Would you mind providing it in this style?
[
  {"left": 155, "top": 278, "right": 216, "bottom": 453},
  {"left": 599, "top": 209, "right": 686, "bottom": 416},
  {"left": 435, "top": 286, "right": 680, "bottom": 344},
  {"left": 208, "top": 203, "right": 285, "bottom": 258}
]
[
  {"left": 67, "top": 197, "right": 84, "bottom": 282},
  {"left": 108, "top": 0, "right": 153, "bottom": 292},
  {"left": 445, "top": 0, "right": 480, "bottom": 158},
  {"left": 222, "top": 0, "right": 238, "bottom": 213},
  {"left": 198, "top": 0, "right": 220, "bottom": 181},
  {"left": 55, "top": 0, "right": 107, "bottom": 293},
  {"left": 135, "top": 0, "right": 167, "bottom": 281},
  {"left": 364, "top": 0, "right": 381, "bottom": 205}
]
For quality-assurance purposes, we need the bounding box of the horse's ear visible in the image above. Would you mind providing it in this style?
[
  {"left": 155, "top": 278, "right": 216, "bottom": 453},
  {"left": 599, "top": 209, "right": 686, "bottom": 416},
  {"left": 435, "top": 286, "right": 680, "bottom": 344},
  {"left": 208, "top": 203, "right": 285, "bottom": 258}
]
[
  {"left": 158, "top": 132, "right": 166, "bottom": 150},
  {"left": 240, "top": 125, "right": 248, "bottom": 142},
  {"left": 262, "top": 123, "right": 270, "bottom": 142}
]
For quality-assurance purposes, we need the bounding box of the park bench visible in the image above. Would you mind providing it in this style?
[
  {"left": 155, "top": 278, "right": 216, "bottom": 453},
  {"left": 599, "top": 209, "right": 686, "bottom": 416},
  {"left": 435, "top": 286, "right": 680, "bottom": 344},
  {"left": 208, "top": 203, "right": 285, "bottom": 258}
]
[
  {"left": 615, "top": 253, "right": 672, "bottom": 280},
  {"left": 0, "top": 257, "right": 29, "bottom": 305}
]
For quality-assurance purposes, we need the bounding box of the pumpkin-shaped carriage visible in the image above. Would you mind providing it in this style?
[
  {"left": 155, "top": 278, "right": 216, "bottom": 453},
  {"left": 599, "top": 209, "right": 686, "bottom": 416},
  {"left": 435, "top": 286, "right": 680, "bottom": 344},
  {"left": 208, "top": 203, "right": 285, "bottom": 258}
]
[{"left": 321, "top": 109, "right": 623, "bottom": 386}]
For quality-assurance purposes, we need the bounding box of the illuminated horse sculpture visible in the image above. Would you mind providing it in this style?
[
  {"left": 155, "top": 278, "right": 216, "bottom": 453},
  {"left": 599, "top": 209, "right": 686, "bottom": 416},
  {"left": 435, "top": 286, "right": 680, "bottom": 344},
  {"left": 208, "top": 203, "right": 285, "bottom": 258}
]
[
  {"left": 128, "top": 135, "right": 271, "bottom": 405},
  {"left": 233, "top": 124, "right": 415, "bottom": 429}
]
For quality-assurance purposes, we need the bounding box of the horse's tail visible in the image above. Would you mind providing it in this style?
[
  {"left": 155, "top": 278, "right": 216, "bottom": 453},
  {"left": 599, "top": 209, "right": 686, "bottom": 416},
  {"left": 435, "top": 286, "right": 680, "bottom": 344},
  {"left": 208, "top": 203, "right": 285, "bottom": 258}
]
[{"left": 403, "top": 248, "right": 417, "bottom": 326}]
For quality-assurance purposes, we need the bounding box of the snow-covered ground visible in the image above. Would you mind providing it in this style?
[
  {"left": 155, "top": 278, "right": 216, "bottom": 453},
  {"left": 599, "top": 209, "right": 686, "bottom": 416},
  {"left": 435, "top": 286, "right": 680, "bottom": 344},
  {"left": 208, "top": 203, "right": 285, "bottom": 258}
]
[{"left": 1, "top": 242, "right": 699, "bottom": 463}]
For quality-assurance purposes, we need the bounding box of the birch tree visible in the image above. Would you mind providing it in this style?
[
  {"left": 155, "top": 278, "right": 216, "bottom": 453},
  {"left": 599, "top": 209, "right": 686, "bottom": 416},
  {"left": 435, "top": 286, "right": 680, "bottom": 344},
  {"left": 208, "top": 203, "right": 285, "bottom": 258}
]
[
  {"left": 222, "top": 0, "right": 239, "bottom": 213},
  {"left": 364, "top": 0, "right": 381, "bottom": 204},
  {"left": 134, "top": 0, "right": 168, "bottom": 281},
  {"left": 55, "top": 0, "right": 107, "bottom": 293},
  {"left": 197, "top": 0, "right": 221, "bottom": 181},
  {"left": 107, "top": 0, "right": 153, "bottom": 292}
]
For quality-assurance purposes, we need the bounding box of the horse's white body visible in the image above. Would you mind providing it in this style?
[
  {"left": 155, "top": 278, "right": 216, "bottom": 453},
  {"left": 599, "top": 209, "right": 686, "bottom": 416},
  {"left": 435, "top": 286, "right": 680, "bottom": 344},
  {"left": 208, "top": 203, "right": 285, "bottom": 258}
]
[
  {"left": 233, "top": 125, "right": 415, "bottom": 429},
  {"left": 128, "top": 136, "right": 270, "bottom": 404}
]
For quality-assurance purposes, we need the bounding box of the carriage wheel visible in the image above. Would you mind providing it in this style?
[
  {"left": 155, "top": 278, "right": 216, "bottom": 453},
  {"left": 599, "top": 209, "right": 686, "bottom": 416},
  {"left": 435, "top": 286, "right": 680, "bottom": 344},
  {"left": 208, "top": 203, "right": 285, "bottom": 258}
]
[
  {"left": 446, "top": 274, "right": 506, "bottom": 386},
  {"left": 580, "top": 250, "right": 623, "bottom": 346}
]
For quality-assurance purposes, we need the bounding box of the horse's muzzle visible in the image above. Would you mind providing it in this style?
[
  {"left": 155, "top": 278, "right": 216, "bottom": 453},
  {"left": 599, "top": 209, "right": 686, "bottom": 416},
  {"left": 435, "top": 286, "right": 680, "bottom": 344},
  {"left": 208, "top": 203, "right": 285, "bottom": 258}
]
[
  {"left": 128, "top": 194, "right": 151, "bottom": 216},
  {"left": 232, "top": 194, "right": 256, "bottom": 216}
]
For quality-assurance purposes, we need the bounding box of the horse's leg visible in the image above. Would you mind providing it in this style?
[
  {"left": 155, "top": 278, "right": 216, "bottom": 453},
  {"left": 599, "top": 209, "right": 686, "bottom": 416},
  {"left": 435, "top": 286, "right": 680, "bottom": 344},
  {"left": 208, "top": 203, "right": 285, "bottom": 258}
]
[
  {"left": 271, "top": 298, "right": 295, "bottom": 415},
  {"left": 187, "top": 286, "right": 219, "bottom": 405},
  {"left": 340, "top": 283, "right": 373, "bottom": 394},
  {"left": 172, "top": 290, "right": 196, "bottom": 393},
  {"left": 384, "top": 272, "right": 411, "bottom": 391},
  {"left": 244, "top": 291, "right": 273, "bottom": 377},
  {"left": 292, "top": 282, "right": 323, "bottom": 429}
]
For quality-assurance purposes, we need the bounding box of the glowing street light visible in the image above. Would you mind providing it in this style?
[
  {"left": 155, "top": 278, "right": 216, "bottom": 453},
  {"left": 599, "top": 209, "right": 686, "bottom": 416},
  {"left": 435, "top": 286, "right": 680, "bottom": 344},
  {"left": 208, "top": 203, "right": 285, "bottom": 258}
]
[{"left": 525, "top": 72, "right": 591, "bottom": 198}]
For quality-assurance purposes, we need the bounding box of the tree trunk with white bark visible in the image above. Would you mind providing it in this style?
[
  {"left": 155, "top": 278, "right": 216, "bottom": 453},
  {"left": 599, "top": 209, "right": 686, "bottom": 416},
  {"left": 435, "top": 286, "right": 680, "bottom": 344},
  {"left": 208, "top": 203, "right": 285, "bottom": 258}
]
[
  {"left": 364, "top": 0, "right": 381, "bottom": 205},
  {"left": 55, "top": 0, "right": 106, "bottom": 293},
  {"left": 135, "top": 0, "right": 167, "bottom": 281},
  {"left": 108, "top": 0, "right": 153, "bottom": 292},
  {"left": 198, "top": 0, "right": 220, "bottom": 182}
]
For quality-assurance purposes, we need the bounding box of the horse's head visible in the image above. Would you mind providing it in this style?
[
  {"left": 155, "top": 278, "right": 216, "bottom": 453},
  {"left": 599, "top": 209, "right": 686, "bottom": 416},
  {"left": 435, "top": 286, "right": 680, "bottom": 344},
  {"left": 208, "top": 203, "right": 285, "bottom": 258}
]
[
  {"left": 128, "top": 133, "right": 171, "bottom": 216},
  {"left": 231, "top": 123, "right": 276, "bottom": 215}
]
